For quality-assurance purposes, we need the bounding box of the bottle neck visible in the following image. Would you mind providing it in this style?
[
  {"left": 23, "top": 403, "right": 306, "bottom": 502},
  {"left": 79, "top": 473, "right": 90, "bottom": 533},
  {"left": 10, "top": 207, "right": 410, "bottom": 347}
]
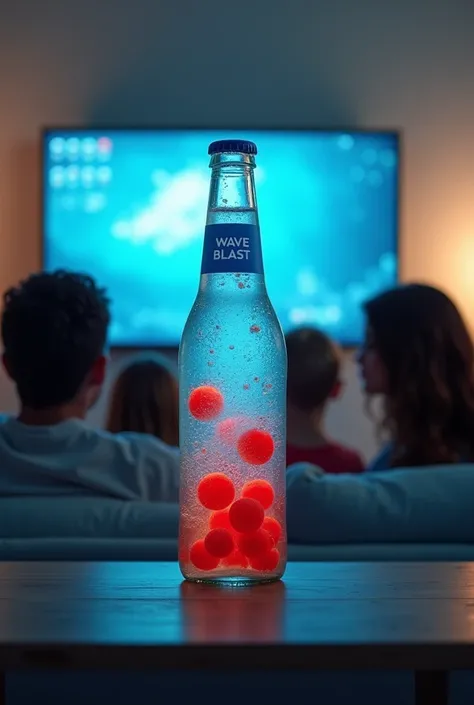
[
  {"left": 200, "top": 152, "right": 264, "bottom": 281},
  {"left": 206, "top": 152, "right": 259, "bottom": 227}
]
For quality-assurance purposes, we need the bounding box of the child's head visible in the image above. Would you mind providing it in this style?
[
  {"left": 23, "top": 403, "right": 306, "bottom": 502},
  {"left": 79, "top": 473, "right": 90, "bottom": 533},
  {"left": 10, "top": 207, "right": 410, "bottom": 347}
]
[
  {"left": 285, "top": 327, "right": 342, "bottom": 416},
  {"left": 106, "top": 353, "right": 179, "bottom": 446}
]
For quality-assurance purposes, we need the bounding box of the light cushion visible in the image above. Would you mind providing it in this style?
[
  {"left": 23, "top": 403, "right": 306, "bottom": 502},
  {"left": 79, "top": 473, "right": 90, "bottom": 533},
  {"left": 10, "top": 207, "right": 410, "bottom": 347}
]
[{"left": 0, "top": 497, "right": 179, "bottom": 539}]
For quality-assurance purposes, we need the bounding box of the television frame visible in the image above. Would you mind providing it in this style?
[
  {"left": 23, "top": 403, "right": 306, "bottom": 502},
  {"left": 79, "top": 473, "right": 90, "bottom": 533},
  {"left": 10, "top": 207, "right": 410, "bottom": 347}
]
[{"left": 40, "top": 126, "right": 402, "bottom": 350}]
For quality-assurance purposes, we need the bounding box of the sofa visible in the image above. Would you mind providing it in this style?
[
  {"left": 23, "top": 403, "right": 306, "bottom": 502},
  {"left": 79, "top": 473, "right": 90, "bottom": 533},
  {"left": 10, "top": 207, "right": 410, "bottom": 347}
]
[{"left": 1, "top": 462, "right": 474, "bottom": 561}]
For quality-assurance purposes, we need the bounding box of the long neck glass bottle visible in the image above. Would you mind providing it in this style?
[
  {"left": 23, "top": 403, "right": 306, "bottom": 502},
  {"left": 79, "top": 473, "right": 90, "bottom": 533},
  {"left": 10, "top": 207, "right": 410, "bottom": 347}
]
[{"left": 179, "top": 140, "right": 287, "bottom": 585}]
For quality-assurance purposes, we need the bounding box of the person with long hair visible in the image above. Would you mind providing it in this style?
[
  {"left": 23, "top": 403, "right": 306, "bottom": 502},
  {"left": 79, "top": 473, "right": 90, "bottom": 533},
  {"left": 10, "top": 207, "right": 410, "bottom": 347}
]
[
  {"left": 106, "top": 354, "right": 179, "bottom": 447},
  {"left": 357, "top": 283, "right": 474, "bottom": 470}
]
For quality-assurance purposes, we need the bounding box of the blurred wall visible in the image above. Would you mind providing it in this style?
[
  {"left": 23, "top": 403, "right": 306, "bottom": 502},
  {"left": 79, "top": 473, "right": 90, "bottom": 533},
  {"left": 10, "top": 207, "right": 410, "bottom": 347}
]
[{"left": 1, "top": 0, "right": 473, "bottom": 461}]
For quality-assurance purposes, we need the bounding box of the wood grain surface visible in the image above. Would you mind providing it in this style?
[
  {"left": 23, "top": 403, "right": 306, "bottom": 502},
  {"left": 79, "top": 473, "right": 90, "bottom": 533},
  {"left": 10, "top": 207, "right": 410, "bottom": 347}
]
[{"left": 0, "top": 562, "right": 472, "bottom": 672}]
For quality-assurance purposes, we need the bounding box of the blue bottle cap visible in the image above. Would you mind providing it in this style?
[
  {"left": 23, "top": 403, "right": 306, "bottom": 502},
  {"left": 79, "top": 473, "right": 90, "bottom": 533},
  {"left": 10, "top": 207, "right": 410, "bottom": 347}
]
[{"left": 208, "top": 139, "right": 257, "bottom": 155}]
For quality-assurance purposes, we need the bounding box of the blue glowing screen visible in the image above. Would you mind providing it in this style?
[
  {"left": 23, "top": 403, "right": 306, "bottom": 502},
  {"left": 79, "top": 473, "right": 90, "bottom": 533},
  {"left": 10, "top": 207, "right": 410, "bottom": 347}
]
[{"left": 43, "top": 129, "right": 398, "bottom": 346}]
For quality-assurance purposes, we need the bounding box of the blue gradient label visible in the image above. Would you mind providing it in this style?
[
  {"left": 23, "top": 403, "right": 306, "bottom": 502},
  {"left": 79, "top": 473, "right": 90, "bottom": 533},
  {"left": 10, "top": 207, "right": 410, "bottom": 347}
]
[{"left": 201, "top": 224, "right": 264, "bottom": 274}]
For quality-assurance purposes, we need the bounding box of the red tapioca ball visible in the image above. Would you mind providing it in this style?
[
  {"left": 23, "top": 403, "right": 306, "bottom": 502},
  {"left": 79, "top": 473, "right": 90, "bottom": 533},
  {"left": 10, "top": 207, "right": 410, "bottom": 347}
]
[
  {"left": 237, "top": 429, "right": 274, "bottom": 465},
  {"left": 209, "top": 508, "right": 233, "bottom": 532},
  {"left": 250, "top": 548, "right": 280, "bottom": 572},
  {"left": 204, "top": 528, "right": 234, "bottom": 558},
  {"left": 238, "top": 529, "right": 273, "bottom": 558},
  {"left": 229, "top": 498, "right": 264, "bottom": 533},
  {"left": 188, "top": 385, "right": 224, "bottom": 421},
  {"left": 242, "top": 479, "right": 275, "bottom": 509},
  {"left": 189, "top": 539, "right": 220, "bottom": 571},
  {"left": 221, "top": 549, "right": 249, "bottom": 569},
  {"left": 197, "top": 472, "right": 235, "bottom": 510},
  {"left": 262, "top": 516, "right": 283, "bottom": 544}
]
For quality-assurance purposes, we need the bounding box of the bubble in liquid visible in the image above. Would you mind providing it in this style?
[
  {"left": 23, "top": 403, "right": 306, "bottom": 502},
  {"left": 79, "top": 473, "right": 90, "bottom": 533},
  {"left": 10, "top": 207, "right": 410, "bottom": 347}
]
[
  {"left": 237, "top": 429, "right": 275, "bottom": 465},
  {"left": 242, "top": 479, "right": 275, "bottom": 510},
  {"left": 209, "top": 349, "right": 214, "bottom": 354},
  {"left": 229, "top": 498, "right": 264, "bottom": 533},
  {"left": 250, "top": 325, "right": 261, "bottom": 334},
  {"left": 188, "top": 385, "right": 224, "bottom": 421},
  {"left": 262, "top": 516, "right": 283, "bottom": 544},
  {"left": 204, "top": 528, "right": 234, "bottom": 558},
  {"left": 192, "top": 452, "right": 240, "bottom": 481},
  {"left": 250, "top": 547, "right": 280, "bottom": 571},
  {"left": 190, "top": 539, "right": 220, "bottom": 571},
  {"left": 238, "top": 529, "right": 273, "bottom": 558},
  {"left": 216, "top": 416, "right": 246, "bottom": 447},
  {"left": 197, "top": 472, "right": 235, "bottom": 510},
  {"left": 229, "top": 345, "right": 235, "bottom": 350}
]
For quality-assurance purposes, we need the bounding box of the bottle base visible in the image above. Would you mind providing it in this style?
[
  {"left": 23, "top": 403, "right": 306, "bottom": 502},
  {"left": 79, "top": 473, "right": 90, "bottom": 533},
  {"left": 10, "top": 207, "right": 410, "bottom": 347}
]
[{"left": 184, "top": 574, "right": 282, "bottom": 587}]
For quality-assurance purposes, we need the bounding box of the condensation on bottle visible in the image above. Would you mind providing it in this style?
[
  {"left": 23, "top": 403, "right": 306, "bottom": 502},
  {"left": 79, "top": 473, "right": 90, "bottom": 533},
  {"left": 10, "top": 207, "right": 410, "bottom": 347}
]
[{"left": 178, "top": 139, "right": 287, "bottom": 584}]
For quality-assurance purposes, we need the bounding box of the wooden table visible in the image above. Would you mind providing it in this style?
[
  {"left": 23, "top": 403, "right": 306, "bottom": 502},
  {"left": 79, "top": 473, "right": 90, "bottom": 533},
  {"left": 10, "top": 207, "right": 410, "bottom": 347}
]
[{"left": 0, "top": 562, "right": 473, "bottom": 705}]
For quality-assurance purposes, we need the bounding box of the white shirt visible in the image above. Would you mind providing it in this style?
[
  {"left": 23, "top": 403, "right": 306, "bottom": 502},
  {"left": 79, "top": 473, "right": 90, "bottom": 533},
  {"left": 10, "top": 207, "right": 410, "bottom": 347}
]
[{"left": 0, "top": 417, "right": 180, "bottom": 502}]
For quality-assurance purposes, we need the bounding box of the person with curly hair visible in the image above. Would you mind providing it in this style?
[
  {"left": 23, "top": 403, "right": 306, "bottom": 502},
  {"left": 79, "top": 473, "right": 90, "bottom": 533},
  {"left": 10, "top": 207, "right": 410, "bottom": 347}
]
[{"left": 0, "top": 270, "right": 179, "bottom": 501}]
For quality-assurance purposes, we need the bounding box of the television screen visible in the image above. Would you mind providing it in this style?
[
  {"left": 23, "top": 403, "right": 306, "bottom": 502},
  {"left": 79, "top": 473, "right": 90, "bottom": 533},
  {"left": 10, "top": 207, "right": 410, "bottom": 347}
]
[{"left": 42, "top": 129, "right": 399, "bottom": 347}]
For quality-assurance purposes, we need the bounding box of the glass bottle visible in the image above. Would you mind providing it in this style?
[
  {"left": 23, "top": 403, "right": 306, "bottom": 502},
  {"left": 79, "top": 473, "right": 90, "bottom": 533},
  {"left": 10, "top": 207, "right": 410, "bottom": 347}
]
[{"left": 179, "top": 139, "right": 287, "bottom": 584}]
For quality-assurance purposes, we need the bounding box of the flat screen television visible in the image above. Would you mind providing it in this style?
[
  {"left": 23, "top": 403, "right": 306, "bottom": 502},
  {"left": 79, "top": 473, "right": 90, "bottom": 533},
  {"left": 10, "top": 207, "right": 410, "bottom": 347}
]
[{"left": 42, "top": 128, "right": 399, "bottom": 347}]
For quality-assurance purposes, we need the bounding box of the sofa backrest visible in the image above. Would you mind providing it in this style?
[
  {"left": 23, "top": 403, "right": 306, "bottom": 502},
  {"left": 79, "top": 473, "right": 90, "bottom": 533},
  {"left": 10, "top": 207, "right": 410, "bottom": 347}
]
[
  {"left": 1, "top": 461, "right": 474, "bottom": 560},
  {"left": 287, "top": 462, "right": 474, "bottom": 544}
]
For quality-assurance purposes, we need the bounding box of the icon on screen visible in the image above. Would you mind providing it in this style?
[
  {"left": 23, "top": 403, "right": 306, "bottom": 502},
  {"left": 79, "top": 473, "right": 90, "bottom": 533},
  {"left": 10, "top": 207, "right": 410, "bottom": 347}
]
[
  {"left": 66, "top": 138, "right": 80, "bottom": 158},
  {"left": 49, "top": 166, "right": 65, "bottom": 188},
  {"left": 81, "top": 166, "right": 95, "bottom": 186},
  {"left": 81, "top": 138, "right": 97, "bottom": 158},
  {"left": 66, "top": 165, "right": 79, "bottom": 185},
  {"left": 49, "top": 138, "right": 65, "bottom": 158},
  {"left": 97, "top": 166, "right": 112, "bottom": 184},
  {"left": 97, "top": 137, "right": 113, "bottom": 160}
]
